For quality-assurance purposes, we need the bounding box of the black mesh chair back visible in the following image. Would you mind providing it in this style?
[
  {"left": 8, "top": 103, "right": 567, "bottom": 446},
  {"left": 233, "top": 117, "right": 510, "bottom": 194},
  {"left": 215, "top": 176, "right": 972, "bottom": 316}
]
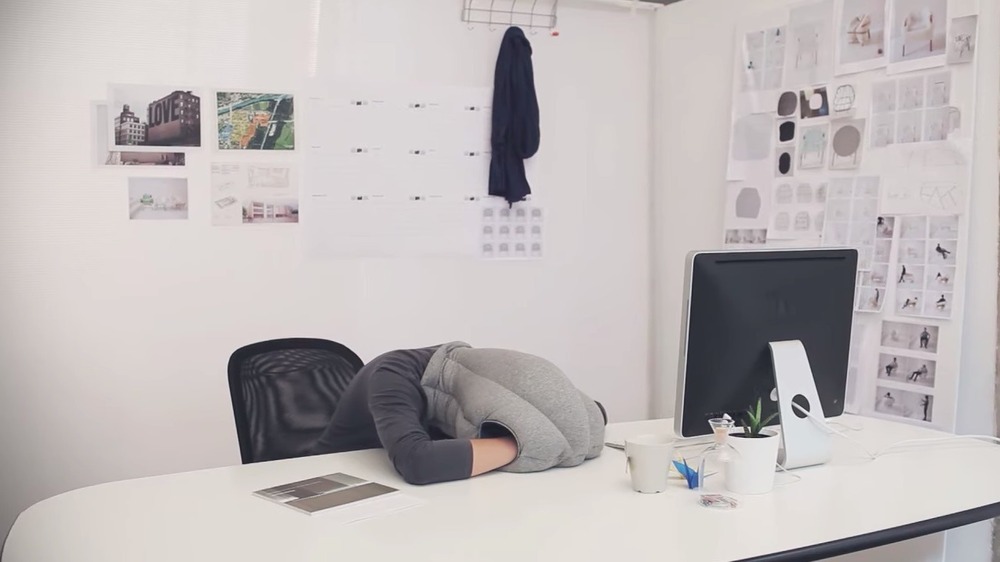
[{"left": 228, "top": 338, "right": 364, "bottom": 464}]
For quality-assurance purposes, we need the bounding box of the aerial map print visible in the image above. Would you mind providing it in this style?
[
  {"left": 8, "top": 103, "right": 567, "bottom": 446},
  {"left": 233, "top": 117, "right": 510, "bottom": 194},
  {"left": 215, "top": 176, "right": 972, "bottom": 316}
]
[{"left": 217, "top": 92, "right": 295, "bottom": 150}]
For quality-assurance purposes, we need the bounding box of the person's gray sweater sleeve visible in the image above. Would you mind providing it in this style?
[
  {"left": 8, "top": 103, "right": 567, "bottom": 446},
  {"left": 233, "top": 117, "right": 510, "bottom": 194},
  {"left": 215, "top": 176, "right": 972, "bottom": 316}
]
[{"left": 368, "top": 370, "right": 474, "bottom": 485}]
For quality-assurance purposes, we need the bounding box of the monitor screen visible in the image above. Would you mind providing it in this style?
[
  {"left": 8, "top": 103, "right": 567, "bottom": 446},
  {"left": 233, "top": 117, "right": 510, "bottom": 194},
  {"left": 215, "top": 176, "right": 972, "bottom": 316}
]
[{"left": 676, "top": 249, "right": 857, "bottom": 437}]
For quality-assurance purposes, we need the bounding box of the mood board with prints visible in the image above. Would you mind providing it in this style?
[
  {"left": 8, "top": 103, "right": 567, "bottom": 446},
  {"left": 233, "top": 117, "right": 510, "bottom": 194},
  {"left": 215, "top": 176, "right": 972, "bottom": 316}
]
[{"left": 722, "top": 0, "right": 980, "bottom": 431}]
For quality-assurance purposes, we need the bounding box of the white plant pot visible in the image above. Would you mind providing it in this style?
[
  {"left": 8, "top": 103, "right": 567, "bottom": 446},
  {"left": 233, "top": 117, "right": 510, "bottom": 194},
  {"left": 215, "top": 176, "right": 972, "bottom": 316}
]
[{"left": 724, "top": 429, "right": 780, "bottom": 495}]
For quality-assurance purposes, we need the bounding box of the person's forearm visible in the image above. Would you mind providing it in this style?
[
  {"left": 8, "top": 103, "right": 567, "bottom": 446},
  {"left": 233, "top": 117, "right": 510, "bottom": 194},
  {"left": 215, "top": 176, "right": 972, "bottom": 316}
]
[{"left": 469, "top": 437, "right": 518, "bottom": 476}]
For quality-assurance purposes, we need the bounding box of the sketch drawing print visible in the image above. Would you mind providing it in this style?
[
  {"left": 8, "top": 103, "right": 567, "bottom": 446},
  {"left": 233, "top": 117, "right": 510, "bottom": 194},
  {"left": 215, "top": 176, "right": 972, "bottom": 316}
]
[
  {"left": 798, "top": 125, "right": 828, "bottom": 169},
  {"left": 920, "top": 183, "right": 959, "bottom": 211},
  {"left": 946, "top": 15, "right": 977, "bottom": 64}
]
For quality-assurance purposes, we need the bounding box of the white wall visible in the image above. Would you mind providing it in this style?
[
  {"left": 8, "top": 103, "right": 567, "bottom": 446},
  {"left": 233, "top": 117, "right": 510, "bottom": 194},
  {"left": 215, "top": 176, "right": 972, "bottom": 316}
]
[
  {"left": 652, "top": 0, "right": 997, "bottom": 561},
  {"left": 0, "top": 0, "right": 653, "bottom": 540}
]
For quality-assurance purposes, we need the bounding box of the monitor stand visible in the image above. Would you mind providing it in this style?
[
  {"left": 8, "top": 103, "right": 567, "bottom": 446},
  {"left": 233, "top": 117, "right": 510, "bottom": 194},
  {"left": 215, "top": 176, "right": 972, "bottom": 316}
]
[{"left": 768, "top": 340, "right": 832, "bottom": 470}]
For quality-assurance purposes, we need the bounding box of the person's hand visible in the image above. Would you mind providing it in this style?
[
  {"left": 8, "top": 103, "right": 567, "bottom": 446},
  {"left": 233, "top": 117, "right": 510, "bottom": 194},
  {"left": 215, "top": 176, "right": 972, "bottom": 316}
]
[{"left": 470, "top": 436, "right": 518, "bottom": 477}]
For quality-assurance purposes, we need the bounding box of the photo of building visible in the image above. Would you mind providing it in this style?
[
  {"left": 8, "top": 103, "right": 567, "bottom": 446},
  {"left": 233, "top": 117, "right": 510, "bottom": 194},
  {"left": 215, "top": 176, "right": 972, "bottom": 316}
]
[
  {"left": 109, "top": 85, "right": 203, "bottom": 149},
  {"left": 94, "top": 102, "right": 185, "bottom": 166},
  {"left": 114, "top": 105, "right": 146, "bottom": 146}
]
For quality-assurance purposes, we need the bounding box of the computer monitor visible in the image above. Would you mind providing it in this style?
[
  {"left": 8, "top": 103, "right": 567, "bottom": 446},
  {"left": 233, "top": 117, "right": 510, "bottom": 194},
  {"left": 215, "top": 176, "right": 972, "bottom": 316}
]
[{"left": 674, "top": 248, "right": 857, "bottom": 443}]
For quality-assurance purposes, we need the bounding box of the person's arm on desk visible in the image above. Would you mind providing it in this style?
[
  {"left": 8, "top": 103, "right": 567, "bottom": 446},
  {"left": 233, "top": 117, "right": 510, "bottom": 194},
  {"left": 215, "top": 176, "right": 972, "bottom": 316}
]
[
  {"left": 369, "top": 373, "right": 517, "bottom": 485},
  {"left": 471, "top": 435, "right": 518, "bottom": 476}
]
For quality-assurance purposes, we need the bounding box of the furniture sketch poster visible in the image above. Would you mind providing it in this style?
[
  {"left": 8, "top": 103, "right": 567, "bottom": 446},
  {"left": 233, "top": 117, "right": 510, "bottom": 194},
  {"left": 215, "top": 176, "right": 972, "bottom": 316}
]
[
  {"left": 724, "top": 2, "right": 979, "bottom": 431},
  {"left": 211, "top": 163, "right": 299, "bottom": 226},
  {"left": 480, "top": 201, "right": 544, "bottom": 260}
]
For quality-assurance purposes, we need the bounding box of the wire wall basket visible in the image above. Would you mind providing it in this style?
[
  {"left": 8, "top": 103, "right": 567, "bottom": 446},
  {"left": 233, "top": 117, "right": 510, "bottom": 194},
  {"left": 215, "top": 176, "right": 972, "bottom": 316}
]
[{"left": 461, "top": 0, "right": 559, "bottom": 31}]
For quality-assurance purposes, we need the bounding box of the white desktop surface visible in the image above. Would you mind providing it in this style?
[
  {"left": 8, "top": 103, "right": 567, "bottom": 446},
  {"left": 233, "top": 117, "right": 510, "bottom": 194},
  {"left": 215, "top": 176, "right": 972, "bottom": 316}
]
[{"left": 5, "top": 416, "right": 1000, "bottom": 562}]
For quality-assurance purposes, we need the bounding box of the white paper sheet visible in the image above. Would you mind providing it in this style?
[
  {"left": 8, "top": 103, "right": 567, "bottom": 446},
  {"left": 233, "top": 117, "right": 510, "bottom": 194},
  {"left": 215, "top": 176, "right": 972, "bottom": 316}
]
[
  {"left": 302, "top": 83, "right": 493, "bottom": 258},
  {"left": 893, "top": 215, "right": 958, "bottom": 319},
  {"left": 481, "top": 201, "right": 544, "bottom": 260},
  {"left": 784, "top": 1, "right": 835, "bottom": 87},
  {"left": 727, "top": 96, "right": 775, "bottom": 180},
  {"left": 302, "top": 196, "right": 481, "bottom": 258},
  {"left": 768, "top": 181, "right": 824, "bottom": 241},
  {"left": 881, "top": 173, "right": 965, "bottom": 216},
  {"left": 738, "top": 27, "right": 787, "bottom": 93},
  {"left": 822, "top": 176, "right": 879, "bottom": 270}
]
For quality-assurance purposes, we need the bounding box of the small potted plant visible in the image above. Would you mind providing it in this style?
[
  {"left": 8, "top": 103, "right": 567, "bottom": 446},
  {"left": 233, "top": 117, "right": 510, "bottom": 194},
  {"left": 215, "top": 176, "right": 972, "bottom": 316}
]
[{"left": 724, "top": 397, "right": 781, "bottom": 495}]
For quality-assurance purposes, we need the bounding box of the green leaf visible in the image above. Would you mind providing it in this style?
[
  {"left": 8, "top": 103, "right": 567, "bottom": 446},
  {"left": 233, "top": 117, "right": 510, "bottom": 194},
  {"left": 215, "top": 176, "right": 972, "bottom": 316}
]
[
  {"left": 755, "top": 398, "right": 762, "bottom": 426},
  {"left": 761, "top": 412, "right": 778, "bottom": 428}
]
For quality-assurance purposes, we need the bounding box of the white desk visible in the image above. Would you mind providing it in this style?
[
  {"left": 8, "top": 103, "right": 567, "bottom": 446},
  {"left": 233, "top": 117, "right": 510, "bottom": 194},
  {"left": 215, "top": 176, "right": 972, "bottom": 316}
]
[{"left": 5, "top": 416, "right": 1000, "bottom": 562}]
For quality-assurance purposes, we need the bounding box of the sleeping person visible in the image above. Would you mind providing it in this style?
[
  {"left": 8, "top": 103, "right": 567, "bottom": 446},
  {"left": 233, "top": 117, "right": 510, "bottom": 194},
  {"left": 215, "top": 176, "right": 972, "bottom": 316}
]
[{"left": 310, "top": 342, "right": 606, "bottom": 485}]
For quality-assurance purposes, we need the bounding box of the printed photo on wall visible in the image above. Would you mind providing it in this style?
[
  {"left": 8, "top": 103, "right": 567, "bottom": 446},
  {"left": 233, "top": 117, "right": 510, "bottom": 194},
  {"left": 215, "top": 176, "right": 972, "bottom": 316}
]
[
  {"left": 925, "top": 265, "right": 956, "bottom": 291},
  {"left": 946, "top": 15, "right": 977, "bottom": 64},
  {"left": 835, "top": 0, "right": 888, "bottom": 75},
  {"left": 877, "top": 353, "right": 936, "bottom": 388},
  {"left": 888, "top": 0, "right": 947, "bottom": 73},
  {"left": 724, "top": 229, "right": 768, "bottom": 247},
  {"left": 876, "top": 216, "right": 895, "bottom": 238},
  {"left": 881, "top": 321, "right": 939, "bottom": 354},
  {"left": 875, "top": 386, "right": 934, "bottom": 422},
  {"left": 211, "top": 163, "right": 299, "bottom": 225},
  {"left": 108, "top": 84, "right": 202, "bottom": 151},
  {"left": 897, "top": 288, "right": 922, "bottom": 316},
  {"left": 91, "top": 102, "right": 184, "bottom": 166},
  {"left": 128, "top": 177, "right": 189, "bottom": 221},
  {"left": 799, "top": 87, "right": 830, "bottom": 119},
  {"left": 857, "top": 287, "right": 885, "bottom": 313},
  {"left": 216, "top": 92, "right": 295, "bottom": 150}
]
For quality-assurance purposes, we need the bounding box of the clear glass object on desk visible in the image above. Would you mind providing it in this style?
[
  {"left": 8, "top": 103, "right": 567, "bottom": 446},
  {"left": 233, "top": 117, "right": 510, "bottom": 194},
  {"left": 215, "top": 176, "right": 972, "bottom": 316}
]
[{"left": 697, "top": 417, "right": 740, "bottom": 490}]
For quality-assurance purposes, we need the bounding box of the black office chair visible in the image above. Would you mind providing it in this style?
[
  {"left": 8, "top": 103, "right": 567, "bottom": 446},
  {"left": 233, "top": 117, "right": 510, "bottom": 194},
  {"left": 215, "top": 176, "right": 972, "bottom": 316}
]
[{"left": 228, "top": 338, "right": 365, "bottom": 464}]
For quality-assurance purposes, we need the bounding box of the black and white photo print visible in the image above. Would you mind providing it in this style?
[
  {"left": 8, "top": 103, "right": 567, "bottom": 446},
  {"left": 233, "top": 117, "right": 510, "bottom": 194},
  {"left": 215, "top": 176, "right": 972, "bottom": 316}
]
[
  {"left": 877, "top": 353, "right": 936, "bottom": 388},
  {"left": 881, "top": 321, "right": 939, "bottom": 353},
  {"left": 875, "top": 386, "right": 934, "bottom": 422}
]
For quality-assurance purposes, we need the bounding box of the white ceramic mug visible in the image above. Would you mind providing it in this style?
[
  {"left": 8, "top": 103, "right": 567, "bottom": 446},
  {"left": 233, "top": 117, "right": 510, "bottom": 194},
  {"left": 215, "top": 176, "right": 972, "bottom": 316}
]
[
  {"left": 624, "top": 434, "right": 674, "bottom": 494},
  {"left": 724, "top": 429, "right": 780, "bottom": 495}
]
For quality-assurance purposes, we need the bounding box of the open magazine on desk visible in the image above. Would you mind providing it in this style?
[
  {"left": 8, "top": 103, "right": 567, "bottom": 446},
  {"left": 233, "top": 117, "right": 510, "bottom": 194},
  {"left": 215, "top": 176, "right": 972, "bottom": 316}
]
[{"left": 254, "top": 472, "right": 423, "bottom": 522}]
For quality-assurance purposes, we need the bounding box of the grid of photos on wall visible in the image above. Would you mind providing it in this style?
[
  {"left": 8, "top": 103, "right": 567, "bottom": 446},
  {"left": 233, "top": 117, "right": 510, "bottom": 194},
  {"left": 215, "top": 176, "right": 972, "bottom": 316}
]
[
  {"left": 94, "top": 85, "right": 298, "bottom": 225},
  {"left": 722, "top": 0, "right": 979, "bottom": 430}
]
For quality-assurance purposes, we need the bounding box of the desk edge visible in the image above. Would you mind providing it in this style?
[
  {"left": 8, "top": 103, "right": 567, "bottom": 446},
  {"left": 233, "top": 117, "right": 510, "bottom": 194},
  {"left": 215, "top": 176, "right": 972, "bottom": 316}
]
[{"left": 735, "top": 502, "right": 1000, "bottom": 562}]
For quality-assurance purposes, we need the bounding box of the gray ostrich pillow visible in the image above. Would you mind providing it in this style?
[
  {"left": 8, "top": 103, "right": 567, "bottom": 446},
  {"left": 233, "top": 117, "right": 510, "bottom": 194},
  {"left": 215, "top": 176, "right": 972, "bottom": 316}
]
[{"left": 421, "top": 342, "right": 605, "bottom": 473}]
